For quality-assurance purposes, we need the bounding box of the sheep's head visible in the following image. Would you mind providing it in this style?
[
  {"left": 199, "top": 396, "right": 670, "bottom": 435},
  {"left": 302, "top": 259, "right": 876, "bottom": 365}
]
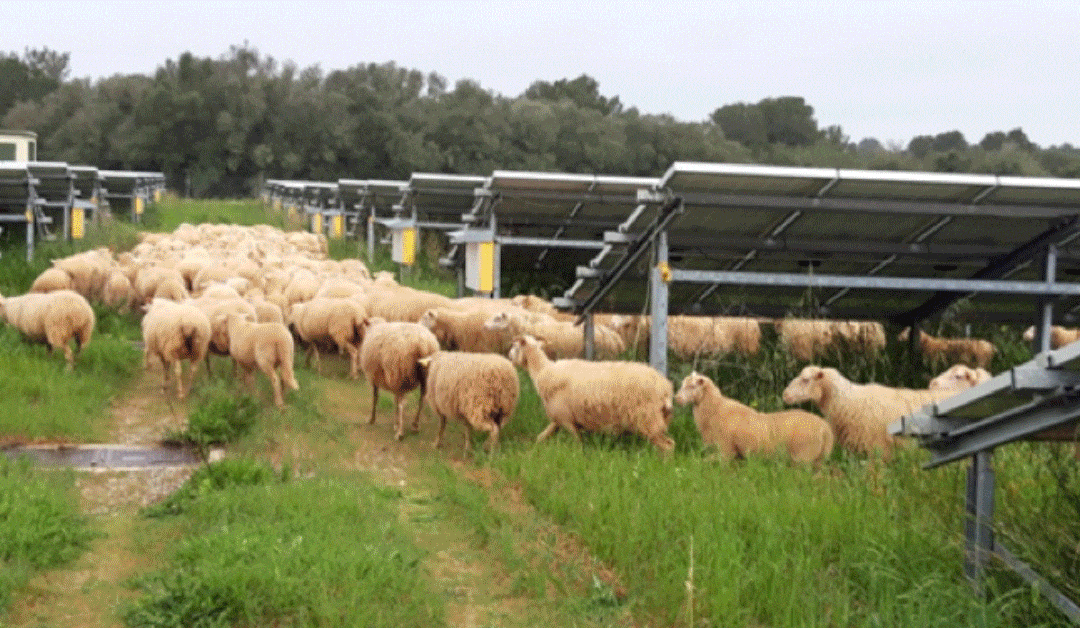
[
  {"left": 484, "top": 311, "right": 511, "bottom": 331},
  {"left": 928, "top": 364, "right": 991, "bottom": 391},
  {"left": 417, "top": 355, "right": 434, "bottom": 378},
  {"left": 508, "top": 334, "right": 544, "bottom": 368},
  {"left": 674, "top": 371, "right": 710, "bottom": 406},
  {"left": 781, "top": 366, "right": 828, "bottom": 405},
  {"left": 418, "top": 309, "right": 438, "bottom": 330},
  {"left": 1022, "top": 326, "right": 1036, "bottom": 342},
  {"left": 897, "top": 327, "right": 911, "bottom": 342}
]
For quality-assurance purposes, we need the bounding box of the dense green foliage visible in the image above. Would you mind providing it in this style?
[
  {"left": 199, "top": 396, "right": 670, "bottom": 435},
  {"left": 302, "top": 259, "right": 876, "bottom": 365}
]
[
  {"left": 125, "top": 468, "right": 443, "bottom": 628},
  {"left": 0, "top": 456, "right": 96, "bottom": 613},
  {"left": 6, "top": 45, "right": 1080, "bottom": 197}
]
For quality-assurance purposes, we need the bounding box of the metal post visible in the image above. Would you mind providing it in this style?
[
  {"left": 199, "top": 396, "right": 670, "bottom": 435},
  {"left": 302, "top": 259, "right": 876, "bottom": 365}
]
[
  {"left": 1036, "top": 244, "right": 1058, "bottom": 354},
  {"left": 367, "top": 206, "right": 375, "bottom": 264},
  {"left": 456, "top": 266, "right": 465, "bottom": 298},
  {"left": 25, "top": 204, "right": 33, "bottom": 262},
  {"left": 963, "top": 450, "right": 995, "bottom": 599},
  {"left": 490, "top": 214, "right": 501, "bottom": 299},
  {"left": 583, "top": 312, "right": 596, "bottom": 360},
  {"left": 649, "top": 230, "right": 670, "bottom": 375}
]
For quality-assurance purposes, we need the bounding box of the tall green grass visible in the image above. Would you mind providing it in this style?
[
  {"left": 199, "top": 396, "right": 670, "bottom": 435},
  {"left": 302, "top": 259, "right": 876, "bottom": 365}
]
[
  {"left": 142, "top": 197, "right": 285, "bottom": 232},
  {"left": 124, "top": 463, "right": 443, "bottom": 628},
  {"left": 0, "top": 456, "right": 97, "bottom": 614}
]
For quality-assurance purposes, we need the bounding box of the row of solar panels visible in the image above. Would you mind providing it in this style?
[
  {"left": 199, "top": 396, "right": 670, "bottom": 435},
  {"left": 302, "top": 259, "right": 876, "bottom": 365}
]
[
  {"left": 264, "top": 162, "right": 1080, "bottom": 327},
  {"left": 0, "top": 161, "right": 166, "bottom": 259}
]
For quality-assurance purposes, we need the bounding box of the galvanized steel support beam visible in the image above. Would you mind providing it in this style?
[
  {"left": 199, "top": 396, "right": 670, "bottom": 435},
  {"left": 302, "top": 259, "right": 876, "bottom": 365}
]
[
  {"left": 1036, "top": 245, "right": 1058, "bottom": 354},
  {"left": 964, "top": 451, "right": 995, "bottom": 599},
  {"left": 649, "top": 231, "right": 669, "bottom": 376},
  {"left": 583, "top": 312, "right": 595, "bottom": 360}
]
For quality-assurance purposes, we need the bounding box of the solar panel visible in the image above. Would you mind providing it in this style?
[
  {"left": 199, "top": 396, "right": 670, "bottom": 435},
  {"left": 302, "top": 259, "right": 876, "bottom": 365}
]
[{"left": 564, "top": 162, "right": 1080, "bottom": 324}]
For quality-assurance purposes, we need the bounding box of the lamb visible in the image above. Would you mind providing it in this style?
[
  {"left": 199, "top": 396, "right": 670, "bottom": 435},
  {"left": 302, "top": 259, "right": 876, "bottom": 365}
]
[
  {"left": 485, "top": 310, "right": 625, "bottom": 359},
  {"left": 509, "top": 334, "right": 675, "bottom": 453},
  {"left": 419, "top": 307, "right": 508, "bottom": 354},
  {"left": 224, "top": 312, "right": 299, "bottom": 408},
  {"left": 1022, "top": 325, "right": 1080, "bottom": 350},
  {"left": 898, "top": 328, "right": 996, "bottom": 369},
  {"left": 781, "top": 366, "right": 958, "bottom": 460},
  {"left": 417, "top": 351, "right": 520, "bottom": 455},
  {"left": 288, "top": 298, "right": 370, "bottom": 379},
  {"left": 927, "top": 364, "right": 993, "bottom": 392},
  {"left": 359, "top": 319, "right": 440, "bottom": 440},
  {"left": 675, "top": 371, "right": 833, "bottom": 464},
  {"left": 141, "top": 299, "right": 212, "bottom": 399},
  {"left": 30, "top": 267, "right": 74, "bottom": 293},
  {"left": 0, "top": 289, "right": 95, "bottom": 370}
]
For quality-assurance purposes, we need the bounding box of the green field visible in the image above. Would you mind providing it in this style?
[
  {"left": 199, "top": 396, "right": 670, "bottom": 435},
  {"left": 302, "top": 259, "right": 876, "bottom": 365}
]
[{"left": 1, "top": 197, "right": 1078, "bottom": 627}]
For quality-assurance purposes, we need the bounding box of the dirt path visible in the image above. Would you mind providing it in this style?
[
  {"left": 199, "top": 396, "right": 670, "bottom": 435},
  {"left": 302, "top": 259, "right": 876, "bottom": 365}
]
[{"left": 9, "top": 362, "right": 639, "bottom": 628}]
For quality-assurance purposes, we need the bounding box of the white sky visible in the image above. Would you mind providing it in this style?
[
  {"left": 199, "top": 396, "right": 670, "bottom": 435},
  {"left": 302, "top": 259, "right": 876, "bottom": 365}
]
[{"left": 3, "top": 0, "right": 1078, "bottom": 148}]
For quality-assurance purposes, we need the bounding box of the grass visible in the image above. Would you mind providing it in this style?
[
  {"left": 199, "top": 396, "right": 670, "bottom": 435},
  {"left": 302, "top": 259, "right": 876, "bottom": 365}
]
[
  {"left": 0, "top": 456, "right": 98, "bottom": 614},
  {"left": 123, "top": 463, "right": 444, "bottom": 628}
]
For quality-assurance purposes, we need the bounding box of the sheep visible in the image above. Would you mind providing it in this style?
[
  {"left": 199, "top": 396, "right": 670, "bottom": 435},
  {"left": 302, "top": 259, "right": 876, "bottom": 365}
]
[
  {"left": 0, "top": 289, "right": 95, "bottom": 371},
  {"left": 151, "top": 276, "right": 190, "bottom": 302},
  {"left": 141, "top": 299, "right": 212, "bottom": 399},
  {"left": 102, "top": 269, "right": 135, "bottom": 311},
  {"left": 419, "top": 306, "right": 509, "bottom": 354},
  {"left": 30, "top": 267, "right": 74, "bottom": 293},
  {"left": 223, "top": 312, "right": 299, "bottom": 408},
  {"left": 359, "top": 319, "right": 440, "bottom": 440},
  {"left": 781, "top": 366, "right": 959, "bottom": 460},
  {"left": 776, "top": 319, "right": 885, "bottom": 361},
  {"left": 898, "top": 328, "right": 996, "bottom": 369},
  {"left": 288, "top": 298, "right": 370, "bottom": 379},
  {"left": 675, "top": 371, "right": 833, "bottom": 464},
  {"left": 509, "top": 334, "right": 674, "bottom": 453},
  {"left": 417, "top": 351, "right": 520, "bottom": 455},
  {"left": 1023, "top": 325, "right": 1080, "bottom": 350},
  {"left": 927, "top": 364, "right": 993, "bottom": 392},
  {"left": 510, "top": 294, "right": 574, "bottom": 322},
  {"left": 367, "top": 284, "right": 455, "bottom": 323},
  {"left": 485, "top": 310, "right": 625, "bottom": 359}
]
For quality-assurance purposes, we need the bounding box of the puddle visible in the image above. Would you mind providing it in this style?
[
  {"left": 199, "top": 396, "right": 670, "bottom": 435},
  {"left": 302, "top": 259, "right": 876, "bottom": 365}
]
[{"left": 2, "top": 444, "right": 203, "bottom": 470}]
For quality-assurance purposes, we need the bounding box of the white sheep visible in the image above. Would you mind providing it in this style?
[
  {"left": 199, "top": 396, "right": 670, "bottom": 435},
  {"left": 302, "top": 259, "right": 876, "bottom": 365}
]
[
  {"left": 224, "top": 312, "right": 299, "bottom": 408},
  {"left": 898, "top": 328, "right": 996, "bottom": 369},
  {"left": 419, "top": 306, "right": 508, "bottom": 354},
  {"left": 1022, "top": 325, "right": 1080, "bottom": 350},
  {"left": 676, "top": 371, "right": 834, "bottom": 464},
  {"left": 141, "top": 299, "right": 212, "bottom": 399},
  {"left": 359, "top": 319, "right": 440, "bottom": 440},
  {"left": 509, "top": 334, "right": 674, "bottom": 453},
  {"left": 485, "top": 310, "right": 625, "bottom": 359},
  {"left": 781, "top": 366, "right": 962, "bottom": 460},
  {"left": 288, "top": 297, "right": 370, "bottom": 379},
  {"left": 30, "top": 267, "right": 74, "bottom": 293},
  {"left": 0, "top": 289, "right": 95, "bottom": 370},
  {"left": 102, "top": 269, "right": 135, "bottom": 312},
  {"left": 927, "top": 364, "right": 993, "bottom": 391},
  {"left": 417, "top": 351, "right": 520, "bottom": 455},
  {"left": 367, "top": 284, "right": 455, "bottom": 323}
]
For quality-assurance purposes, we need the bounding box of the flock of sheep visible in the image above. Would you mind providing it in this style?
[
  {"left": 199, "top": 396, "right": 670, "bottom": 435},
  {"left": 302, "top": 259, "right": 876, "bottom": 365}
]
[{"left": 0, "top": 221, "right": 1040, "bottom": 462}]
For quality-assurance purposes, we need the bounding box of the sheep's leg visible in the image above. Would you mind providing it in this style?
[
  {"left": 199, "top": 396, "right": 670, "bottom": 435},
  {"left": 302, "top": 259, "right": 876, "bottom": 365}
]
[
  {"left": 485, "top": 423, "right": 500, "bottom": 454},
  {"left": 174, "top": 360, "right": 185, "bottom": 399},
  {"left": 310, "top": 346, "right": 322, "bottom": 375},
  {"left": 368, "top": 385, "right": 379, "bottom": 425},
  {"left": 61, "top": 340, "right": 75, "bottom": 372},
  {"left": 535, "top": 422, "right": 560, "bottom": 442},
  {"left": 394, "top": 393, "right": 407, "bottom": 441},
  {"left": 268, "top": 366, "right": 284, "bottom": 408},
  {"left": 410, "top": 392, "right": 424, "bottom": 433},
  {"left": 188, "top": 359, "right": 200, "bottom": 396},
  {"left": 346, "top": 345, "right": 360, "bottom": 380},
  {"left": 433, "top": 413, "right": 447, "bottom": 450}
]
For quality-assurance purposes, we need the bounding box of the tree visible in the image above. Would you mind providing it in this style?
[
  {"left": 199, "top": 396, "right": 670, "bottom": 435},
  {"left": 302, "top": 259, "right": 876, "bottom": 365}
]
[
  {"left": 930, "top": 130, "right": 967, "bottom": 152},
  {"left": 0, "top": 47, "right": 69, "bottom": 117},
  {"left": 710, "top": 102, "right": 767, "bottom": 148},
  {"left": 524, "top": 74, "right": 622, "bottom": 116}
]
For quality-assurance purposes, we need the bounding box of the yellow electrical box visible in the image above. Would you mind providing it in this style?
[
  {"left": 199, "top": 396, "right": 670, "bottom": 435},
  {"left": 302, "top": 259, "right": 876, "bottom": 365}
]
[
  {"left": 330, "top": 214, "right": 345, "bottom": 239},
  {"left": 72, "top": 207, "right": 84, "bottom": 239},
  {"left": 154, "top": 188, "right": 162, "bottom": 203},
  {"left": 24, "top": 209, "right": 32, "bottom": 222},
  {"left": 134, "top": 196, "right": 144, "bottom": 215},
  {"left": 311, "top": 212, "right": 323, "bottom": 235},
  {"left": 465, "top": 241, "right": 496, "bottom": 293},
  {"left": 392, "top": 227, "right": 416, "bottom": 265}
]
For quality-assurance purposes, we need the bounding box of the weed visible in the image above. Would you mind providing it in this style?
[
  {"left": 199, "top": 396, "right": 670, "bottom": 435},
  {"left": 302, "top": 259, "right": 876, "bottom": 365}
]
[{"left": 168, "top": 382, "right": 260, "bottom": 453}]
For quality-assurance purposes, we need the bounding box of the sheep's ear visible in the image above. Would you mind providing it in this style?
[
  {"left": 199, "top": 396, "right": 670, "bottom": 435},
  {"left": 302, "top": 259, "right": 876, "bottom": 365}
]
[
  {"left": 814, "top": 369, "right": 825, "bottom": 380},
  {"left": 418, "top": 356, "right": 432, "bottom": 369}
]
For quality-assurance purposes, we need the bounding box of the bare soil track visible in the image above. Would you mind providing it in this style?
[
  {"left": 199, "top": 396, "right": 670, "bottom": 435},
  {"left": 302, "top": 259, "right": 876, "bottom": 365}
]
[{"left": 7, "top": 361, "right": 640, "bottom": 628}]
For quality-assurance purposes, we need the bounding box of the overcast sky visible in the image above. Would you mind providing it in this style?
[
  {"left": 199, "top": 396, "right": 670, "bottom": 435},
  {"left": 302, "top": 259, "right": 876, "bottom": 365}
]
[{"left": 4, "top": 0, "right": 1077, "bottom": 148}]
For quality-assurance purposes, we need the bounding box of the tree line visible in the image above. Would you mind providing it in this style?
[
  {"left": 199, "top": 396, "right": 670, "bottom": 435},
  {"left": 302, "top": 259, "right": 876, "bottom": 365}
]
[{"left": 3, "top": 45, "right": 1079, "bottom": 197}]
